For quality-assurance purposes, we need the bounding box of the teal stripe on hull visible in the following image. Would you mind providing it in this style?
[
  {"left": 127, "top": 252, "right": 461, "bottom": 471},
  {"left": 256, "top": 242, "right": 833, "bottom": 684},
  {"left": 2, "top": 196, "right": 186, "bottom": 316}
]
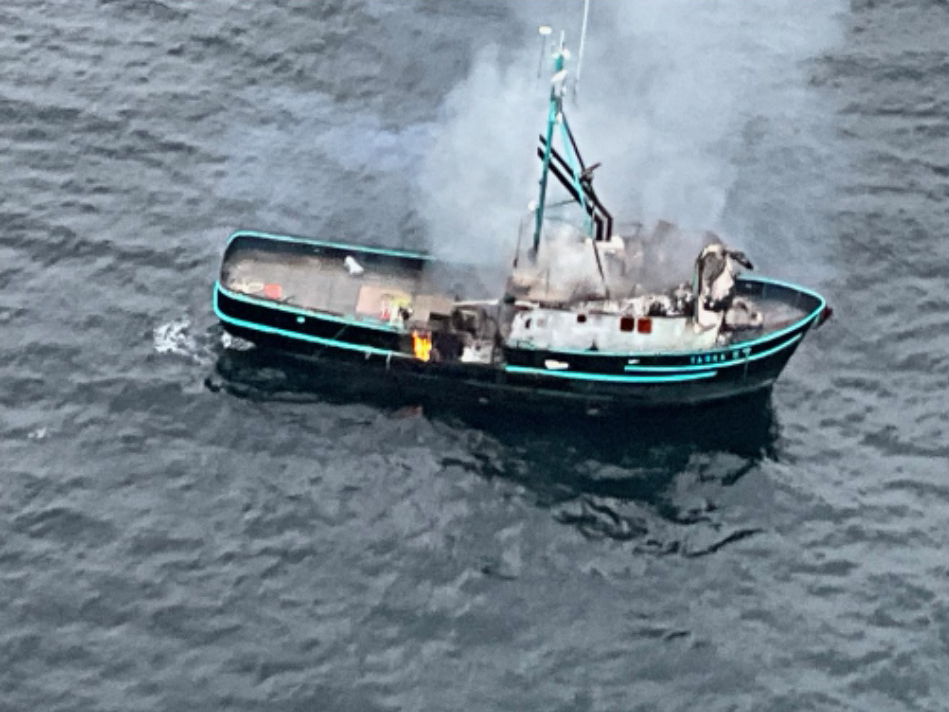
[
  {"left": 213, "top": 285, "right": 411, "bottom": 360},
  {"left": 504, "top": 365, "right": 718, "bottom": 384}
]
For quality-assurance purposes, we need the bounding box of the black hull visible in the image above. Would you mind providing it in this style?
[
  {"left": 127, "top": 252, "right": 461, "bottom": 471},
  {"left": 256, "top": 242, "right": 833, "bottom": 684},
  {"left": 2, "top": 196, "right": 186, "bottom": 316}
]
[
  {"left": 214, "top": 296, "right": 815, "bottom": 414},
  {"left": 213, "top": 326, "right": 783, "bottom": 420}
]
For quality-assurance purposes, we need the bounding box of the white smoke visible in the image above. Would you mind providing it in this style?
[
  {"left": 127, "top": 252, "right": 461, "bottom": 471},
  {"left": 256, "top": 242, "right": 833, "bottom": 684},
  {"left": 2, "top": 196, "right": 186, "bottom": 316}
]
[
  {"left": 416, "top": 0, "right": 845, "bottom": 287},
  {"left": 415, "top": 44, "right": 543, "bottom": 276}
]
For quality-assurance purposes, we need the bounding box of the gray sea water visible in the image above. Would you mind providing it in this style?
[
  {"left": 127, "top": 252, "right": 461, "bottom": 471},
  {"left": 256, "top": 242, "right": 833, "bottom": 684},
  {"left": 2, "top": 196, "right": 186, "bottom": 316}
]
[{"left": 2, "top": 1, "right": 948, "bottom": 710}]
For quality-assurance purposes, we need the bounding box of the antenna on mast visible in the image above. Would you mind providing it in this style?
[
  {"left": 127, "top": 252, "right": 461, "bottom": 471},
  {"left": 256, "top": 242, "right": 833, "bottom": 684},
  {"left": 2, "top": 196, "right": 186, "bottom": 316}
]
[
  {"left": 536, "top": 25, "right": 552, "bottom": 78},
  {"left": 574, "top": 0, "right": 591, "bottom": 102}
]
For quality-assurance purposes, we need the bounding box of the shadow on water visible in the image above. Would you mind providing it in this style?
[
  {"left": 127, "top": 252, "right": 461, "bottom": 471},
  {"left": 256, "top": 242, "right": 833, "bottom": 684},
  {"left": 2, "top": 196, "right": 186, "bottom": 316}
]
[
  {"left": 211, "top": 344, "right": 780, "bottom": 552},
  {"left": 458, "top": 395, "right": 778, "bottom": 553}
]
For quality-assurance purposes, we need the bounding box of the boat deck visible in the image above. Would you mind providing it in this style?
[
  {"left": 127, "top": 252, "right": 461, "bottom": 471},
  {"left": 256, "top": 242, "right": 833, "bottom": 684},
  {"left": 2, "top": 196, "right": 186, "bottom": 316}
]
[
  {"left": 223, "top": 249, "right": 418, "bottom": 314},
  {"left": 221, "top": 246, "right": 492, "bottom": 328}
]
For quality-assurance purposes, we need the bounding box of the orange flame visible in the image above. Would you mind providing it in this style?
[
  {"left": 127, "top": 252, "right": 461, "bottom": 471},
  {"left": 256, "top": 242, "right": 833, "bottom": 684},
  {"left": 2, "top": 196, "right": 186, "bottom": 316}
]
[{"left": 412, "top": 331, "right": 432, "bottom": 362}]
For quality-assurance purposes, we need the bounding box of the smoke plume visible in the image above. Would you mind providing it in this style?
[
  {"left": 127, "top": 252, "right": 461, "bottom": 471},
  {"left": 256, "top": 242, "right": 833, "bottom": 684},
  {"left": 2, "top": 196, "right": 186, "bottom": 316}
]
[{"left": 416, "top": 0, "right": 845, "bottom": 288}]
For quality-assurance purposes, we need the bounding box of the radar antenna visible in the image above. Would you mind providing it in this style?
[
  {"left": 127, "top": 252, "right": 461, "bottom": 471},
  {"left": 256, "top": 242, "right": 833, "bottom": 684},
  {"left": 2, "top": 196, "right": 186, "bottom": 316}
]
[{"left": 574, "top": 0, "right": 591, "bottom": 102}]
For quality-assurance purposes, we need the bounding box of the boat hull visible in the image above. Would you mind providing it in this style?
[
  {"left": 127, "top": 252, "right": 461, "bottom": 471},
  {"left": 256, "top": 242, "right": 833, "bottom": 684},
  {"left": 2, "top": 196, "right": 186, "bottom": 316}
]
[{"left": 213, "top": 234, "right": 826, "bottom": 412}]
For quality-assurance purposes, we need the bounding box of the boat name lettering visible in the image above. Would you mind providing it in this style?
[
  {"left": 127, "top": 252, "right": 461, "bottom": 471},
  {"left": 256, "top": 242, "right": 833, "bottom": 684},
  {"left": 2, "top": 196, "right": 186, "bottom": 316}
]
[{"left": 689, "top": 347, "right": 751, "bottom": 365}]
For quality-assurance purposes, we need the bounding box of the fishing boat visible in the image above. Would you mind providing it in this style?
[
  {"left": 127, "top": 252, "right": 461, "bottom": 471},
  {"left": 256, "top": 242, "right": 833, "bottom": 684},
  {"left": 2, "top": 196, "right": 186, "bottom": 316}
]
[{"left": 213, "top": 36, "right": 830, "bottom": 414}]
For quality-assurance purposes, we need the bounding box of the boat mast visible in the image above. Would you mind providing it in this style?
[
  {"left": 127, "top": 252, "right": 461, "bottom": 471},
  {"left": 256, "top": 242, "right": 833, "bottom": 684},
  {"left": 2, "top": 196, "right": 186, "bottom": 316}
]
[
  {"left": 532, "top": 32, "right": 568, "bottom": 257},
  {"left": 529, "top": 24, "right": 610, "bottom": 297}
]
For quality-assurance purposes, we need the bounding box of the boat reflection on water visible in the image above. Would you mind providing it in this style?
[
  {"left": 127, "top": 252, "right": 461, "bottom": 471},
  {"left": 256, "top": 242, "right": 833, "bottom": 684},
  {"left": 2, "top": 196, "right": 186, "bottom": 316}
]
[
  {"left": 478, "top": 391, "right": 778, "bottom": 552},
  {"left": 212, "top": 341, "right": 778, "bottom": 552}
]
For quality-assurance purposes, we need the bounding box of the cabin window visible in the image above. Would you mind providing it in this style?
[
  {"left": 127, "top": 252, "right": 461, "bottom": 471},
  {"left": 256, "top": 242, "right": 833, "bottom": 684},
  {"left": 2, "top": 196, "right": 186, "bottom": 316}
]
[
  {"left": 576, "top": 314, "right": 587, "bottom": 324},
  {"left": 637, "top": 317, "right": 652, "bottom": 334},
  {"left": 619, "top": 316, "right": 635, "bottom": 332},
  {"left": 524, "top": 318, "right": 531, "bottom": 330}
]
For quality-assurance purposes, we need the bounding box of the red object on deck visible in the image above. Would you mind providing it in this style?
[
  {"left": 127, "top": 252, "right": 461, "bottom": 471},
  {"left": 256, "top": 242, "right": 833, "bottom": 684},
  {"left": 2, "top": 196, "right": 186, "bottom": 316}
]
[
  {"left": 263, "top": 283, "right": 283, "bottom": 300},
  {"left": 637, "top": 317, "right": 652, "bottom": 334}
]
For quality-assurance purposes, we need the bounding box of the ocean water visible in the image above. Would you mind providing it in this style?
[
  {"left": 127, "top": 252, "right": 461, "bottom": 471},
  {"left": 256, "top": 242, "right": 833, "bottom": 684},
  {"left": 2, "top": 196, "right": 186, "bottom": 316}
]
[{"left": 2, "top": 1, "right": 948, "bottom": 710}]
